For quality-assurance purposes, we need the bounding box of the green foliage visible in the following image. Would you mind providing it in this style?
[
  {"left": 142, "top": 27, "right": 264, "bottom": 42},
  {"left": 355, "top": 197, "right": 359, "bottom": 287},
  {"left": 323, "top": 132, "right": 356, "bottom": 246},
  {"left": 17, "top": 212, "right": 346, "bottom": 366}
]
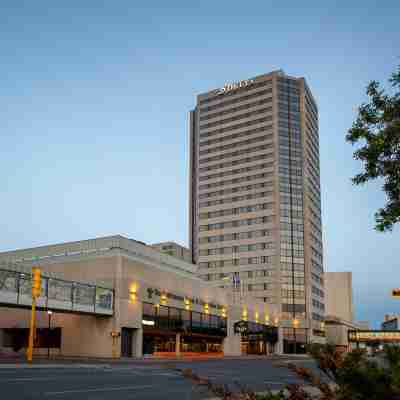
[
  {"left": 289, "top": 343, "right": 400, "bottom": 400},
  {"left": 255, "top": 392, "right": 285, "bottom": 400},
  {"left": 181, "top": 344, "right": 400, "bottom": 399},
  {"left": 306, "top": 343, "right": 342, "bottom": 381},
  {"left": 385, "top": 345, "right": 400, "bottom": 390},
  {"left": 337, "top": 350, "right": 393, "bottom": 400},
  {"left": 346, "top": 65, "right": 400, "bottom": 232}
]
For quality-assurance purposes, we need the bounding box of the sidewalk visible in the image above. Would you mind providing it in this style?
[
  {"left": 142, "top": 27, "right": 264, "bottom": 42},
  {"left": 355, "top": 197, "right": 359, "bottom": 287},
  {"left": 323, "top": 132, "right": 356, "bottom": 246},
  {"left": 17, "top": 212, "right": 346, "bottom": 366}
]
[{"left": 0, "top": 353, "right": 310, "bottom": 367}]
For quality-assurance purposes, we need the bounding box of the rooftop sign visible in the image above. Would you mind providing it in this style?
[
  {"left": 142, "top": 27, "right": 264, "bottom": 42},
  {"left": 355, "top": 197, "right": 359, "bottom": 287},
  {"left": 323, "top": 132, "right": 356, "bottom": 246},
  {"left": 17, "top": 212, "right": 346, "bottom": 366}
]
[{"left": 218, "top": 79, "right": 254, "bottom": 95}]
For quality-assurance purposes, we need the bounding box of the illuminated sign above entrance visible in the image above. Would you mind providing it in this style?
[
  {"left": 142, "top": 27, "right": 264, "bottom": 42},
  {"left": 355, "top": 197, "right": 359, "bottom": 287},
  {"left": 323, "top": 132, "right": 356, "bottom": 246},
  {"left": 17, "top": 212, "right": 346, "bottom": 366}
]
[{"left": 218, "top": 79, "right": 254, "bottom": 95}]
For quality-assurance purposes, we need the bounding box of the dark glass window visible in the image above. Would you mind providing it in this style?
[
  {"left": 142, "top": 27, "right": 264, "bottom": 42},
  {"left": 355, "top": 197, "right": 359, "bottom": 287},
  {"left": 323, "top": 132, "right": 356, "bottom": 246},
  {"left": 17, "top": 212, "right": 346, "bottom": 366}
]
[
  {"left": 192, "top": 312, "right": 201, "bottom": 328},
  {"left": 202, "top": 314, "right": 211, "bottom": 329},
  {"left": 143, "top": 302, "right": 155, "bottom": 318}
]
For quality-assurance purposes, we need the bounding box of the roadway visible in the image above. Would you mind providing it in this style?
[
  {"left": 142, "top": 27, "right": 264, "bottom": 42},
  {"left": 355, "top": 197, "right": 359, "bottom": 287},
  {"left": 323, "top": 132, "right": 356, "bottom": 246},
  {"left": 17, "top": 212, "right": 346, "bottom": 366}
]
[{"left": 0, "top": 357, "right": 317, "bottom": 399}]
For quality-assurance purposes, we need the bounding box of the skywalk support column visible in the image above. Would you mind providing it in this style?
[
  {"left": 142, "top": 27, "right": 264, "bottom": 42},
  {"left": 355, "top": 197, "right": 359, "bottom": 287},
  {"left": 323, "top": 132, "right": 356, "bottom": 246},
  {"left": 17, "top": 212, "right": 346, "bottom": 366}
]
[
  {"left": 112, "top": 251, "right": 123, "bottom": 358},
  {"left": 134, "top": 328, "right": 143, "bottom": 358},
  {"left": 175, "top": 333, "right": 181, "bottom": 357}
]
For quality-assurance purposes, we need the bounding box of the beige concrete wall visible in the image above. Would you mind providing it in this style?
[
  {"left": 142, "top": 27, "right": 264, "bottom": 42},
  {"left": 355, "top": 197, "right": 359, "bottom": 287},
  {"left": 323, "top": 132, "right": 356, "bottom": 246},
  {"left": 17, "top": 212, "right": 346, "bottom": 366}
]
[
  {"left": 0, "top": 307, "right": 115, "bottom": 358},
  {"left": 0, "top": 241, "right": 281, "bottom": 357},
  {"left": 326, "top": 324, "right": 349, "bottom": 347},
  {"left": 325, "top": 272, "right": 353, "bottom": 322}
]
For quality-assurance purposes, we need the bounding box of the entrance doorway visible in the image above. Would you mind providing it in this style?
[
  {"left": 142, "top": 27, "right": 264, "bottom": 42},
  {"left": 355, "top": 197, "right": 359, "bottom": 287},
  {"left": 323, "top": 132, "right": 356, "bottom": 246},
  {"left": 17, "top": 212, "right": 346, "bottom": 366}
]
[{"left": 121, "top": 328, "right": 134, "bottom": 357}]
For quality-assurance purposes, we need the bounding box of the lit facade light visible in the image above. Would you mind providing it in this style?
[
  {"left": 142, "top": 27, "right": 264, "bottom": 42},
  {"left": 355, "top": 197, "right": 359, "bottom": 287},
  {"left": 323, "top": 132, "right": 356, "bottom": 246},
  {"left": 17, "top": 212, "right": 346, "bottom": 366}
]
[
  {"left": 129, "top": 283, "right": 138, "bottom": 303},
  {"left": 221, "top": 307, "right": 227, "bottom": 318},
  {"left": 184, "top": 298, "right": 192, "bottom": 311},
  {"left": 274, "top": 317, "right": 279, "bottom": 326},
  {"left": 242, "top": 309, "right": 248, "bottom": 321},
  {"left": 265, "top": 314, "right": 270, "bottom": 324},
  {"left": 160, "top": 293, "right": 167, "bottom": 305},
  {"left": 255, "top": 312, "right": 259, "bottom": 323},
  {"left": 293, "top": 318, "right": 299, "bottom": 328},
  {"left": 204, "top": 303, "right": 209, "bottom": 314},
  {"left": 130, "top": 291, "right": 137, "bottom": 302}
]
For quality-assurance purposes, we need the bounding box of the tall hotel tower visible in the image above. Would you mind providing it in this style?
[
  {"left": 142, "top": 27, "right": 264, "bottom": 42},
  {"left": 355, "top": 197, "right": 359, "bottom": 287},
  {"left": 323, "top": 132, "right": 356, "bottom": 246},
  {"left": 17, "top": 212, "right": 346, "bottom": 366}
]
[{"left": 189, "top": 70, "right": 325, "bottom": 350}]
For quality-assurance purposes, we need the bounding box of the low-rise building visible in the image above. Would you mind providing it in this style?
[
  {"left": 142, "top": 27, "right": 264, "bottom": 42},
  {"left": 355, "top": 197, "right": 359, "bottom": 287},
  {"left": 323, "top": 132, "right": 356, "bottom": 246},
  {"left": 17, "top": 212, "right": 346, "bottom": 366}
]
[
  {"left": 324, "top": 271, "right": 364, "bottom": 352},
  {"left": 382, "top": 315, "right": 399, "bottom": 331},
  {"left": 151, "top": 242, "right": 192, "bottom": 263},
  {"left": 0, "top": 235, "right": 281, "bottom": 358}
]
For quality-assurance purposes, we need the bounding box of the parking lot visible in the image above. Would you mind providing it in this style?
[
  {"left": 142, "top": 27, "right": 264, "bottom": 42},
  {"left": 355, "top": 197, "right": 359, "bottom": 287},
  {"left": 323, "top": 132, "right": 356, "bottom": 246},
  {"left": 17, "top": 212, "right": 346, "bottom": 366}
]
[{"left": 0, "top": 357, "right": 317, "bottom": 399}]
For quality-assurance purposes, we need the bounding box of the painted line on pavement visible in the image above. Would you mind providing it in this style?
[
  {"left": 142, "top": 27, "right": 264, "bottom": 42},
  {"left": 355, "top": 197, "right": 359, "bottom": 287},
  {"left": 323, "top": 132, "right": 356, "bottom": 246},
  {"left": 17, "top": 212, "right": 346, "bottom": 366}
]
[
  {"left": 1, "top": 371, "right": 180, "bottom": 382},
  {"left": 44, "top": 384, "right": 154, "bottom": 395},
  {"left": 1, "top": 377, "right": 56, "bottom": 382}
]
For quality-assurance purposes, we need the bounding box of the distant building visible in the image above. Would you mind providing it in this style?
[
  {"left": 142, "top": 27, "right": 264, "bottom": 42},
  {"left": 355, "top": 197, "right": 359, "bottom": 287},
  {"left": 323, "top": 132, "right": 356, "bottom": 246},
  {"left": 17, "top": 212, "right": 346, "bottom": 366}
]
[
  {"left": 325, "top": 272, "right": 353, "bottom": 322},
  {"left": 382, "top": 315, "right": 399, "bottom": 331},
  {"left": 151, "top": 242, "right": 192, "bottom": 263},
  {"left": 324, "top": 271, "right": 363, "bottom": 352},
  {"left": 356, "top": 321, "right": 370, "bottom": 330}
]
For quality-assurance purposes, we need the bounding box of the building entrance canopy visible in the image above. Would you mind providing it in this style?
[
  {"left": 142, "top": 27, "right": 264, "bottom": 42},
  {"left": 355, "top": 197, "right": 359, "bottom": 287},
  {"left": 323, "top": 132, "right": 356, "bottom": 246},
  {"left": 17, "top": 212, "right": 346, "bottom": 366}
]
[{"left": 234, "top": 320, "right": 278, "bottom": 343}]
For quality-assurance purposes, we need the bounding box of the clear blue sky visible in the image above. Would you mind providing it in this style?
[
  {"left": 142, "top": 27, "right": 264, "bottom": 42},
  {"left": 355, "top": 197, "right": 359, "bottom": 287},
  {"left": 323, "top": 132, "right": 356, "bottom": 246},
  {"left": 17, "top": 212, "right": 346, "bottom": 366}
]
[{"left": 1, "top": 1, "right": 399, "bottom": 327}]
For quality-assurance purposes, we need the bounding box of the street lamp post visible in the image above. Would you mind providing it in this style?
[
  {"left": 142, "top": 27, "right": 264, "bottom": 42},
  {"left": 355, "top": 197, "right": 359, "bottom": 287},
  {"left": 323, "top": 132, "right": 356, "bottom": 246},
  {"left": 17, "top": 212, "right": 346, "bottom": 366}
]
[{"left": 47, "top": 310, "right": 53, "bottom": 359}]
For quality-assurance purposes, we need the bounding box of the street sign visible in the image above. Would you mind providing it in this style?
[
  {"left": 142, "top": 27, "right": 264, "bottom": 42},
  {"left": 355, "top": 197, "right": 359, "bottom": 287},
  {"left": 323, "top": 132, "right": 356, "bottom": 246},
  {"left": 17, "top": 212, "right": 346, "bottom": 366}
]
[{"left": 392, "top": 289, "right": 400, "bottom": 297}]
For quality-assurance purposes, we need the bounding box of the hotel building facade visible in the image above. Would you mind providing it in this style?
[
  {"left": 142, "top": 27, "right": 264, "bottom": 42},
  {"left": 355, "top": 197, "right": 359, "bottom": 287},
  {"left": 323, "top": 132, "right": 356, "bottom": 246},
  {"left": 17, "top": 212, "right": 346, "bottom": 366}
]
[{"left": 189, "top": 70, "right": 325, "bottom": 350}]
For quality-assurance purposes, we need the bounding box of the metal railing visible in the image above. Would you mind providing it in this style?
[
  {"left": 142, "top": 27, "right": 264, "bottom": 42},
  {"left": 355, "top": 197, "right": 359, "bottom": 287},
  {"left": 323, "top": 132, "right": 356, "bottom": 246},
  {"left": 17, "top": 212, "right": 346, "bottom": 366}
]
[{"left": 0, "top": 268, "right": 113, "bottom": 316}]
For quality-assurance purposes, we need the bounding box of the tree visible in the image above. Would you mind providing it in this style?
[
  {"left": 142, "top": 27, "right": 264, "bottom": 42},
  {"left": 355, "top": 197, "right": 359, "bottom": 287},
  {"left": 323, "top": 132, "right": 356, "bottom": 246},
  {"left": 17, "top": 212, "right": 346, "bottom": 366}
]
[{"left": 346, "top": 65, "right": 400, "bottom": 232}]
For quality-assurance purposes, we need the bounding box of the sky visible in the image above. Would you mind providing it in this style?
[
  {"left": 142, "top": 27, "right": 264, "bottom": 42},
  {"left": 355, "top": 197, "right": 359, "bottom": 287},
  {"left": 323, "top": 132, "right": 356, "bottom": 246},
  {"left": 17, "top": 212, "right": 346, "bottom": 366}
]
[{"left": 1, "top": 1, "right": 399, "bottom": 327}]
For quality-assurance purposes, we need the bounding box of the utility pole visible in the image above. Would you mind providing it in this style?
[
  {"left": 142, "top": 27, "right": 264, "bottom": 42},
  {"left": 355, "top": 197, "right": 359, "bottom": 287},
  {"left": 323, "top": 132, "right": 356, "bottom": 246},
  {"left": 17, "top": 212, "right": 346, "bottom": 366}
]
[{"left": 27, "top": 267, "right": 41, "bottom": 362}]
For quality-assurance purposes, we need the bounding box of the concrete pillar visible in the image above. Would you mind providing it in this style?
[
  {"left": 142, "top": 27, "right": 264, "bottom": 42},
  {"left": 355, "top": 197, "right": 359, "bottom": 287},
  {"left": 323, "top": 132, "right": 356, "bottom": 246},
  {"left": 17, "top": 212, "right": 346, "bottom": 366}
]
[
  {"left": 223, "top": 334, "right": 242, "bottom": 356},
  {"left": 114, "top": 253, "right": 123, "bottom": 358},
  {"left": 175, "top": 333, "right": 181, "bottom": 357},
  {"left": 134, "top": 328, "right": 143, "bottom": 358},
  {"left": 276, "top": 326, "right": 284, "bottom": 355}
]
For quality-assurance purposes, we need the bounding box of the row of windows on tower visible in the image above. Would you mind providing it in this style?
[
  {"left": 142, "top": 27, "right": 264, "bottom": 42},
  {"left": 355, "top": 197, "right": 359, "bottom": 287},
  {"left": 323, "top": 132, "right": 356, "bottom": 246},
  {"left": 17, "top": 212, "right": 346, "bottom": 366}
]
[
  {"left": 199, "top": 191, "right": 273, "bottom": 208},
  {"left": 199, "top": 96, "right": 273, "bottom": 124},
  {"left": 199, "top": 124, "right": 273, "bottom": 148},
  {"left": 199, "top": 171, "right": 272, "bottom": 190},
  {"left": 199, "top": 202, "right": 273, "bottom": 219},
  {"left": 198, "top": 181, "right": 273, "bottom": 200},
  {"left": 200, "top": 216, "right": 274, "bottom": 231},
  {"left": 198, "top": 152, "right": 274, "bottom": 174},
  {"left": 199, "top": 229, "right": 273, "bottom": 243},
  {"left": 199, "top": 130, "right": 273, "bottom": 156},
  {"left": 199, "top": 242, "right": 275, "bottom": 256},
  {"left": 199, "top": 161, "right": 274, "bottom": 181},
  {"left": 199, "top": 142, "right": 274, "bottom": 166},
  {"left": 198, "top": 256, "right": 273, "bottom": 269},
  {"left": 199, "top": 115, "right": 273, "bottom": 140}
]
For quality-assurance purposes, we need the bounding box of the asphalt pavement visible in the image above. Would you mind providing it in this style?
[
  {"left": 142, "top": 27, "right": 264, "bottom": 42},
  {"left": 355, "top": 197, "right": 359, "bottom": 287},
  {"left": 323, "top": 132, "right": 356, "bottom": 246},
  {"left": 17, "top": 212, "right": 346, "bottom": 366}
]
[{"left": 0, "top": 357, "right": 318, "bottom": 399}]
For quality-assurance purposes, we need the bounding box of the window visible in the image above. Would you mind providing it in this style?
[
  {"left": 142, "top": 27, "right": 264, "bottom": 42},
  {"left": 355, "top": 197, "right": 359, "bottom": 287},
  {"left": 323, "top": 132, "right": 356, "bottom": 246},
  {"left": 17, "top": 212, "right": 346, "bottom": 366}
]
[{"left": 192, "top": 312, "right": 201, "bottom": 328}]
